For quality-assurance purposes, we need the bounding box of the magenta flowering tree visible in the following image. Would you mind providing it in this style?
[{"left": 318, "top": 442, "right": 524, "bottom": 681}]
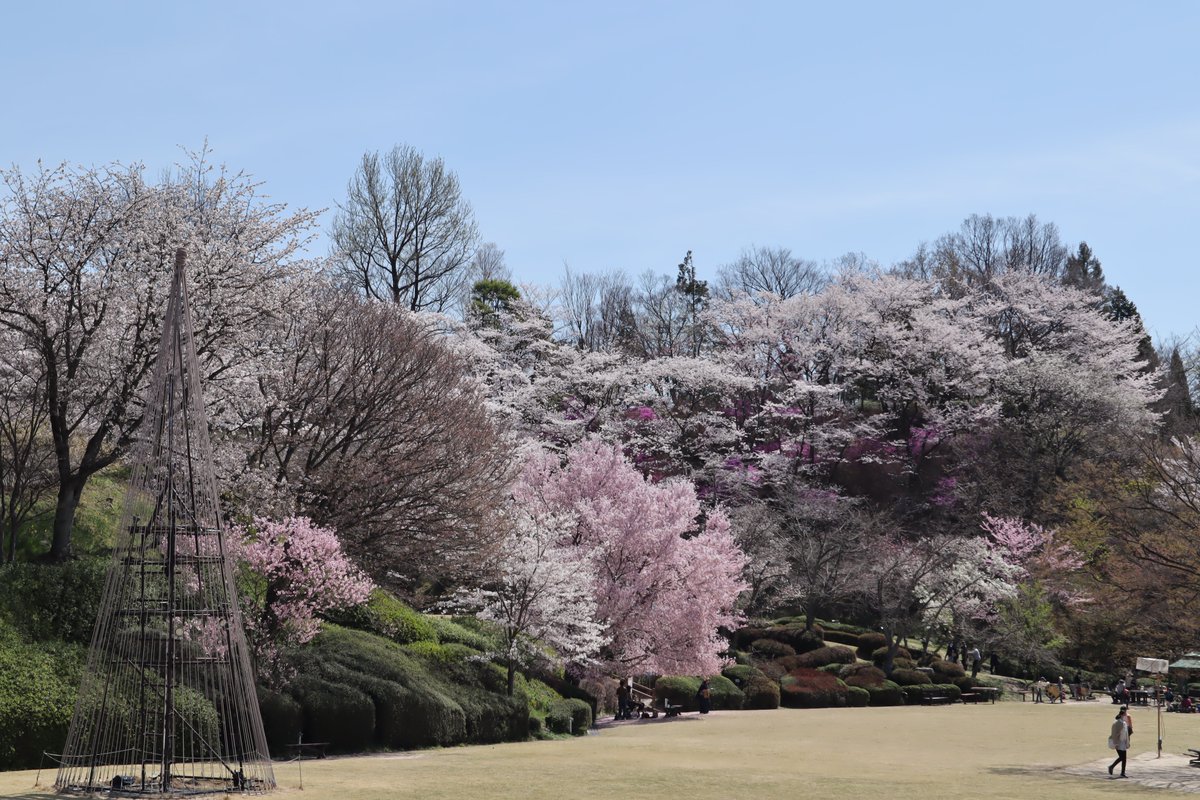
[
  {"left": 515, "top": 437, "right": 747, "bottom": 676},
  {"left": 231, "top": 516, "right": 373, "bottom": 684}
]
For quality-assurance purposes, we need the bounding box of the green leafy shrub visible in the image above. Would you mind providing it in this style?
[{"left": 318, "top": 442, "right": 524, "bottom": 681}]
[
  {"left": 403, "top": 641, "right": 477, "bottom": 663},
  {"left": 707, "top": 675, "right": 745, "bottom": 710},
  {"left": 426, "top": 616, "right": 496, "bottom": 651},
  {"left": 735, "top": 624, "right": 823, "bottom": 653},
  {"left": 871, "top": 645, "right": 913, "bottom": 668},
  {"left": 891, "top": 668, "right": 932, "bottom": 686},
  {"left": 856, "top": 632, "right": 888, "bottom": 659},
  {"left": 258, "top": 687, "right": 303, "bottom": 755},
  {"left": 750, "top": 638, "right": 796, "bottom": 658},
  {"left": 901, "top": 685, "right": 925, "bottom": 705},
  {"left": 287, "top": 675, "right": 376, "bottom": 753},
  {"left": 288, "top": 625, "right": 526, "bottom": 750},
  {"left": 868, "top": 679, "right": 905, "bottom": 706},
  {"left": 795, "top": 645, "right": 857, "bottom": 669},
  {"left": 847, "top": 686, "right": 870, "bottom": 707},
  {"left": 0, "top": 559, "right": 107, "bottom": 644},
  {"left": 933, "top": 683, "right": 962, "bottom": 702},
  {"left": 744, "top": 675, "right": 780, "bottom": 709},
  {"left": 758, "top": 660, "right": 786, "bottom": 681},
  {"left": 546, "top": 698, "right": 591, "bottom": 735},
  {"left": 324, "top": 589, "right": 437, "bottom": 644},
  {"left": 0, "top": 631, "right": 85, "bottom": 770},
  {"left": 951, "top": 675, "right": 976, "bottom": 693},
  {"left": 779, "top": 668, "right": 847, "bottom": 708},
  {"left": 654, "top": 676, "right": 701, "bottom": 711}
]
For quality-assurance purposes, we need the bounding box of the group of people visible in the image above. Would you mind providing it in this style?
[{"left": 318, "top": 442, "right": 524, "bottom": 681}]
[
  {"left": 615, "top": 677, "right": 711, "bottom": 721},
  {"left": 945, "top": 642, "right": 987, "bottom": 679}
]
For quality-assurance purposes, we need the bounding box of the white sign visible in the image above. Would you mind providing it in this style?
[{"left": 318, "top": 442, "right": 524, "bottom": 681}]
[{"left": 1136, "top": 657, "right": 1169, "bottom": 674}]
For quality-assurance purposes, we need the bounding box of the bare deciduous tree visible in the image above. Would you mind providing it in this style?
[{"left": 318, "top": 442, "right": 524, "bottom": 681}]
[
  {"left": 716, "top": 245, "right": 826, "bottom": 300},
  {"left": 241, "top": 290, "right": 512, "bottom": 598},
  {"left": 332, "top": 145, "right": 479, "bottom": 313}
]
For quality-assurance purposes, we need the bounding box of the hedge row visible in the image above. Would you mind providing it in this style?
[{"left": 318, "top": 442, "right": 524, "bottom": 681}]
[
  {"left": 259, "top": 625, "right": 529, "bottom": 754},
  {"left": 653, "top": 675, "right": 744, "bottom": 711},
  {"left": 0, "top": 628, "right": 86, "bottom": 770},
  {"left": 720, "top": 665, "right": 781, "bottom": 710}
]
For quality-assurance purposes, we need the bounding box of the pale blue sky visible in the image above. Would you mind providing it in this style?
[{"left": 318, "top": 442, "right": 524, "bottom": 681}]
[{"left": 2, "top": 1, "right": 1197, "bottom": 340}]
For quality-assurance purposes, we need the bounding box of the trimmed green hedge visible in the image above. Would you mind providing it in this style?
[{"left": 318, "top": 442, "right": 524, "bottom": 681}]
[
  {"left": 794, "top": 645, "right": 857, "bottom": 669},
  {"left": 868, "top": 679, "right": 905, "bottom": 707},
  {"left": 856, "top": 632, "right": 888, "bottom": 659},
  {"left": 283, "top": 625, "right": 528, "bottom": 753},
  {"left": 654, "top": 675, "right": 700, "bottom": 711},
  {"left": 847, "top": 686, "right": 870, "bottom": 707},
  {"left": 721, "top": 665, "right": 779, "bottom": 710},
  {"left": 750, "top": 638, "right": 796, "bottom": 658},
  {"left": 546, "top": 698, "right": 591, "bottom": 735},
  {"left": 324, "top": 589, "right": 438, "bottom": 644},
  {"left": 891, "top": 668, "right": 932, "bottom": 686}
]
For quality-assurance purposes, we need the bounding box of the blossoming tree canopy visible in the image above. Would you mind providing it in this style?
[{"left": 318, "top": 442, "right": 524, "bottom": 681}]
[
  {"left": 232, "top": 516, "right": 373, "bottom": 680},
  {"left": 515, "top": 437, "right": 747, "bottom": 676}
]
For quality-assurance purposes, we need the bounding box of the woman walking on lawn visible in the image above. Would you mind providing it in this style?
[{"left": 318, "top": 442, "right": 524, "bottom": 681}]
[{"left": 1108, "top": 707, "right": 1130, "bottom": 778}]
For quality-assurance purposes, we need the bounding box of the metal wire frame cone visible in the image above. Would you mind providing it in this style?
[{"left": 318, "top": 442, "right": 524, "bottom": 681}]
[{"left": 55, "top": 249, "right": 275, "bottom": 796}]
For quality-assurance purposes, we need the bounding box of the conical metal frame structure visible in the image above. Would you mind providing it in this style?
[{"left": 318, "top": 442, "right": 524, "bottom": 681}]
[{"left": 56, "top": 249, "right": 274, "bottom": 795}]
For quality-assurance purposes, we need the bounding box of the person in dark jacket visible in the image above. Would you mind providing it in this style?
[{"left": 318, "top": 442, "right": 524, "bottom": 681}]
[{"left": 696, "top": 679, "right": 712, "bottom": 714}]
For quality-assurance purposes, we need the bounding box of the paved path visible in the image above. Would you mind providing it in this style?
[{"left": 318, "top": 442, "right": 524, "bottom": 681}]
[{"left": 1065, "top": 752, "right": 1200, "bottom": 792}]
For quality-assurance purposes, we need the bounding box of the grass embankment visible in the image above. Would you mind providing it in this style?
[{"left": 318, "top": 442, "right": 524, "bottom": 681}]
[{"left": 6, "top": 701, "right": 1187, "bottom": 800}]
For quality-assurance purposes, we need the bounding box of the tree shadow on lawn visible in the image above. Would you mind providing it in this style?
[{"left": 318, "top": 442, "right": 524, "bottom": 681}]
[
  {"left": 592, "top": 714, "right": 705, "bottom": 731},
  {"left": 987, "top": 764, "right": 1132, "bottom": 794}
]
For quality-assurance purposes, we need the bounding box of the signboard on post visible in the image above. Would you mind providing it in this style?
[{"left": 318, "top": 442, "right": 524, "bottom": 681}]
[{"left": 1137, "top": 657, "right": 1169, "bottom": 674}]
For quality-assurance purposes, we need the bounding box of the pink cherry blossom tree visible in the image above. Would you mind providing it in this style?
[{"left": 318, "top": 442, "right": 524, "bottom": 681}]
[
  {"left": 515, "top": 437, "right": 747, "bottom": 676},
  {"left": 231, "top": 516, "right": 373, "bottom": 684}
]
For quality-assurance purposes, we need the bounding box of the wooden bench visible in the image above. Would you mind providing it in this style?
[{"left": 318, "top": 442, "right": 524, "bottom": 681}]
[
  {"left": 660, "top": 699, "right": 683, "bottom": 717},
  {"left": 960, "top": 692, "right": 982, "bottom": 704},
  {"left": 1187, "top": 748, "right": 1200, "bottom": 767},
  {"left": 918, "top": 687, "right": 955, "bottom": 705},
  {"left": 1016, "top": 690, "right": 1030, "bottom": 702},
  {"left": 971, "top": 687, "right": 999, "bottom": 704}
]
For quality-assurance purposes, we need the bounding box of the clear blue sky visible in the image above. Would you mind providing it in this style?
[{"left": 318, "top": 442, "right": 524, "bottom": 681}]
[{"left": 3, "top": 1, "right": 1197, "bottom": 340}]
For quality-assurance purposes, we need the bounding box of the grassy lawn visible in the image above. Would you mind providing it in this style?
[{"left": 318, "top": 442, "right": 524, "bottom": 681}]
[{"left": 4, "top": 701, "right": 1197, "bottom": 799}]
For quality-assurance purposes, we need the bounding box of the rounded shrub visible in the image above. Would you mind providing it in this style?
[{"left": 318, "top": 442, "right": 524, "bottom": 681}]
[
  {"left": 932, "top": 683, "right": 962, "bottom": 702},
  {"left": 842, "top": 664, "right": 887, "bottom": 689},
  {"left": 847, "top": 686, "right": 870, "bottom": 707},
  {"left": 287, "top": 676, "right": 376, "bottom": 753},
  {"left": 654, "top": 676, "right": 701, "bottom": 712},
  {"left": 546, "top": 698, "right": 591, "bottom": 735},
  {"left": 750, "top": 638, "right": 796, "bottom": 659},
  {"left": 707, "top": 675, "right": 745, "bottom": 710},
  {"left": 856, "top": 632, "right": 888, "bottom": 659},
  {"left": 795, "top": 645, "right": 857, "bottom": 669},
  {"left": 334, "top": 589, "right": 439, "bottom": 644},
  {"left": 871, "top": 646, "right": 912, "bottom": 668},
  {"left": 868, "top": 679, "right": 905, "bottom": 707},
  {"left": 931, "top": 659, "right": 966, "bottom": 680},
  {"left": 426, "top": 616, "right": 496, "bottom": 651},
  {"left": 743, "top": 675, "right": 781, "bottom": 709},
  {"left": 779, "top": 668, "right": 847, "bottom": 708},
  {"left": 821, "top": 629, "right": 862, "bottom": 647},
  {"left": 891, "top": 668, "right": 932, "bottom": 686}
]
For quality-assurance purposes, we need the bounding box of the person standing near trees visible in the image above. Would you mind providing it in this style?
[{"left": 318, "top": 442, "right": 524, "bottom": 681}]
[
  {"left": 969, "top": 646, "right": 982, "bottom": 679},
  {"left": 1108, "top": 706, "right": 1130, "bottom": 778},
  {"left": 616, "top": 678, "right": 632, "bottom": 720},
  {"left": 696, "top": 679, "right": 712, "bottom": 714}
]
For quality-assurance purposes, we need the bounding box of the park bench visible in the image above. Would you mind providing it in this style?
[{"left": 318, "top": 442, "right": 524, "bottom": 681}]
[
  {"left": 286, "top": 741, "right": 329, "bottom": 759},
  {"left": 970, "top": 687, "right": 999, "bottom": 704},
  {"left": 660, "top": 698, "right": 683, "bottom": 717},
  {"left": 960, "top": 692, "right": 982, "bottom": 704},
  {"left": 1188, "top": 748, "right": 1200, "bottom": 767},
  {"left": 918, "top": 687, "right": 955, "bottom": 705}
]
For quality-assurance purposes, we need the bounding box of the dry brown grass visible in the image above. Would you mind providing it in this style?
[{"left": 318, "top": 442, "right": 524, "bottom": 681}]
[{"left": 4, "top": 701, "right": 1197, "bottom": 799}]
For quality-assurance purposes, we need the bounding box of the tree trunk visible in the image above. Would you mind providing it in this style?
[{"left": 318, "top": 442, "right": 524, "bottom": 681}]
[
  {"left": 804, "top": 603, "right": 817, "bottom": 632},
  {"left": 49, "top": 478, "right": 84, "bottom": 561},
  {"left": 506, "top": 661, "right": 516, "bottom": 697}
]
